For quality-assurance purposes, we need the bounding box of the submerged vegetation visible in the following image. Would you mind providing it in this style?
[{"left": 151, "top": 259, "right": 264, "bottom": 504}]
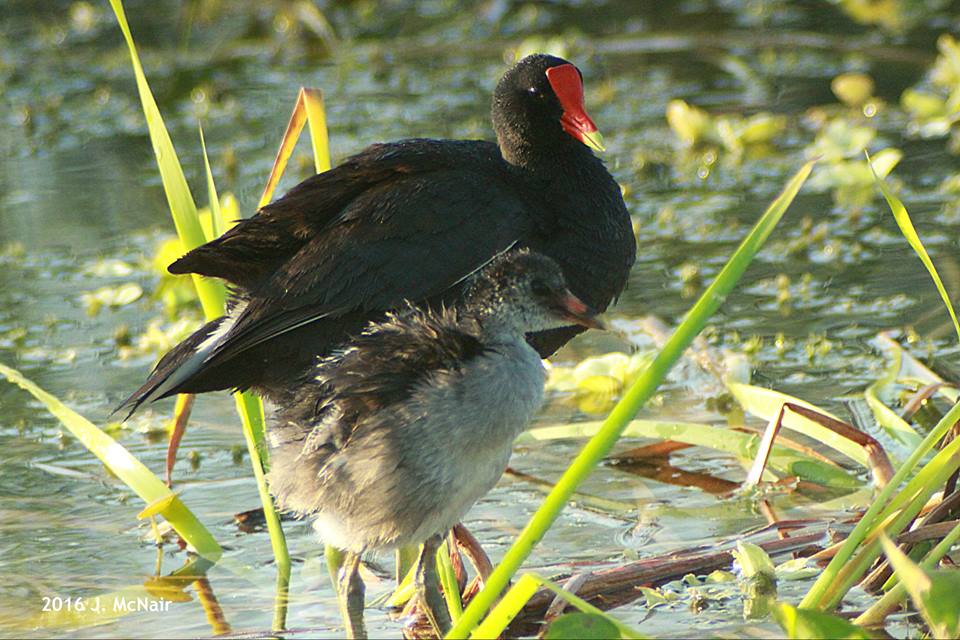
[{"left": 2, "top": 1, "right": 960, "bottom": 638}]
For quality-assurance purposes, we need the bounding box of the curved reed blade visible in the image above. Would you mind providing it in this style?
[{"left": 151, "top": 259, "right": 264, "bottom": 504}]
[
  {"left": 0, "top": 362, "right": 221, "bottom": 561},
  {"left": 260, "top": 88, "right": 332, "bottom": 208},
  {"left": 869, "top": 151, "right": 960, "bottom": 345}
]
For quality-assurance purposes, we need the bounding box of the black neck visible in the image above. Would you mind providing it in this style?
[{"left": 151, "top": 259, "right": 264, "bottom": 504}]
[{"left": 497, "top": 131, "right": 598, "bottom": 176}]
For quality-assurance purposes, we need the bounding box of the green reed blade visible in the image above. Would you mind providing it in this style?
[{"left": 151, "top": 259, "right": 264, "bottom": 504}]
[
  {"left": 869, "top": 152, "right": 960, "bottom": 345},
  {"left": 448, "top": 159, "right": 815, "bottom": 638},
  {"left": 814, "top": 432, "right": 960, "bottom": 610},
  {"left": 800, "top": 398, "right": 960, "bottom": 609},
  {"left": 199, "top": 124, "right": 226, "bottom": 240},
  {"left": 521, "top": 419, "right": 859, "bottom": 489},
  {"left": 108, "top": 0, "right": 225, "bottom": 319},
  {"left": 437, "top": 541, "right": 464, "bottom": 621},
  {"left": 108, "top": 0, "right": 290, "bottom": 602},
  {"left": 199, "top": 123, "right": 291, "bottom": 628},
  {"left": 879, "top": 535, "right": 960, "bottom": 638},
  {"left": 726, "top": 382, "right": 871, "bottom": 466},
  {"left": 0, "top": 362, "right": 221, "bottom": 561},
  {"left": 470, "top": 573, "right": 645, "bottom": 639},
  {"left": 855, "top": 520, "right": 960, "bottom": 626},
  {"left": 863, "top": 339, "right": 923, "bottom": 449},
  {"left": 773, "top": 603, "right": 871, "bottom": 640}
]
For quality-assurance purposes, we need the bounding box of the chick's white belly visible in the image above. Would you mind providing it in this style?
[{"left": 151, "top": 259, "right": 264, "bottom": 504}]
[{"left": 312, "top": 341, "right": 546, "bottom": 552}]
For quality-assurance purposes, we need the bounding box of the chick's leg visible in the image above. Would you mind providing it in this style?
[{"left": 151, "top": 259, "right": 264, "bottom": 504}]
[
  {"left": 415, "top": 534, "right": 452, "bottom": 637},
  {"left": 338, "top": 550, "right": 367, "bottom": 639}
]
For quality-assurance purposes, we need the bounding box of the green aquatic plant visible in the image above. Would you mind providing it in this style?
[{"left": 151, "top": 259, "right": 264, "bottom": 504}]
[
  {"left": 666, "top": 99, "right": 786, "bottom": 155},
  {"left": 774, "top": 602, "right": 870, "bottom": 639},
  {"left": 869, "top": 152, "right": 960, "bottom": 344},
  {"left": 740, "top": 162, "right": 960, "bottom": 627},
  {"left": 830, "top": 72, "right": 877, "bottom": 111},
  {"left": 109, "top": 0, "right": 347, "bottom": 629},
  {"left": 902, "top": 34, "right": 960, "bottom": 146},
  {"left": 803, "top": 117, "right": 902, "bottom": 209},
  {"left": 451, "top": 149, "right": 959, "bottom": 636},
  {"left": 878, "top": 535, "right": 960, "bottom": 638},
  {"left": 149, "top": 195, "right": 242, "bottom": 320},
  {"left": 833, "top": 0, "right": 951, "bottom": 32},
  {"left": 788, "top": 156, "right": 960, "bottom": 631},
  {"left": 799, "top": 395, "right": 960, "bottom": 611},
  {"left": 734, "top": 542, "right": 777, "bottom": 619},
  {"left": 0, "top": 363, "right": 221, "bottom": 561},
  {"left": 81, "top": 281, "right": 143, "bottom": 316},
  {"left": 520, "top": 417, "right": 862, "bottom": 490},
  {"left": 469, "top": 573, "right": 645, "bottom": 639},
  {"left": 545, "top": 350, "right": 654, "bottom": 414},
  {"left": 856, "top": 523, "right": 960, "bottom": 628}
]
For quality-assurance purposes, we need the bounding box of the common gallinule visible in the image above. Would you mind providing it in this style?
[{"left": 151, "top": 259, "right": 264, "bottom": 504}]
[
  {"left": 266, "top": 250, "right": 603, "bottom": 638},
  {"left": 120, "top": 53, "right": 634, "bottom": 413}
]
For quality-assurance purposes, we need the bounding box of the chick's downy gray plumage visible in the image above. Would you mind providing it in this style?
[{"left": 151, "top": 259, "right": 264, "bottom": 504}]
[{"left": 266, "top": 250, "right": 599, "bottom": 553}]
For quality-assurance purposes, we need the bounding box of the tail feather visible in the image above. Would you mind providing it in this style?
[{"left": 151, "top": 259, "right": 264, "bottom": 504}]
[{"left": 114, "top": 317, "right": 226, "bottom": 419}]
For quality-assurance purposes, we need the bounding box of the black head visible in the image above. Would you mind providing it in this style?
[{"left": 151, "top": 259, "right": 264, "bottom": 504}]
[
  {"left": 464, "top": 249, "right": 603, "bottom": 333},
  {"left": 492, "top": 54, "right": 605, "bottom": 164}
]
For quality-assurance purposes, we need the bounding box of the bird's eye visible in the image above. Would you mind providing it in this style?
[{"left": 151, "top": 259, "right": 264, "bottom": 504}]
[
  {"left": 530, "top": 279, "right": 551, "bottom": 296},
  {"left": 527, "top": 86, "right": 539, "bottom": 96}
]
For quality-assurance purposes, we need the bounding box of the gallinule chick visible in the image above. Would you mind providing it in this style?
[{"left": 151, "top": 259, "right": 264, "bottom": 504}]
[
  {"left": 266, "top": 250, "right": 603, "bottom": 638},
  {"left": 120, "top": 53, "right": 634, "bottom": 414}
]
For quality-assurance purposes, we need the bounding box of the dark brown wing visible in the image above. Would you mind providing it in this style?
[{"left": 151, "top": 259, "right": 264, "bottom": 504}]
[
  {"left": 204, "top": 167, "right": 528, "bottom": 367},
  {"left": 125, "top": 139, "right": 531, "bottom": 406},
  {"left": 169, "top": 139, "right": 511, "bottom": 293}
]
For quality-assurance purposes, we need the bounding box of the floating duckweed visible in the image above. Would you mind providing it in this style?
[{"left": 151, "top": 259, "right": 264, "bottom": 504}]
[
  {"left": 774, "top": 332, "right": 792, "bottom": 357},
  {"left": 81, "top": 282, "right": 143, "bottom": 316},
  {"left": 831, "top": 72, "right": 875, "bottom": 108},
  {"left": 804, "top": 333, "right": 833, "bottom": 362},
  {"left": 902, "top": 34, "right": 960, "bottom": 141},
  {"left": 666, "top": 99, "right": 710, "bottom": 146},
  {"left": 656, "top": 206, "right": 675, "bottom": 227},
  {"left": 678, "top": 262, "right": 702, "bottom": 297},
  {"left": 666, "top": 99, "right": 786, "bottom": 154},
  {"left": 113, "top": 324, "right": 132, "bottom": 348},
  {"left": 546, "top": 351, "right": 654, "bottom": 415},
  {"left": 639, "top": 586, "right": 677, "bottom": 608},
  {"left": 806, "top": 124, "right": 902, "bottom": 208},
  {"left": 904, "top": 326, "right": 921, "bottom": 344},
  {"left": 799, "top": 273, "right": 814, "bottom": 300},
  {"left": 83, "top": 258, "right": 134, "bottom": 277},
  {"left": 677, "top": 262, "right": 701, "bottom": 285},
  {"left": 806, "top": 119, "right": 875, "bottom": 162},
  {"left": 68, "top": 1, "right": 98, "bottom": 34},
  {"left": 0, "top": 241, "right": 25, "bottom": 258},
  {"left": 0, "top": 327, "right": 27, "bottom": 349},
  {"left": 706, "top": 570, "right": 736, "bottom": 583},
  {"left": 741, "top": 335, "right": 764, "bottom": 355},
  {"left": 775, "top": 274, "right": 792, "bottom": 306},
  {"left": 117, "top": 317, "right": 202, "bottom": 361}
]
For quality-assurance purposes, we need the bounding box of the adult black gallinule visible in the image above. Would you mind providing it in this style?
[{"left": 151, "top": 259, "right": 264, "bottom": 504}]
[
  {"left": 120, "top": 53, "right": 634, "bottom": 413},
  {"left": 266, "top": 250, "right": 603, "bottom": 638}
]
